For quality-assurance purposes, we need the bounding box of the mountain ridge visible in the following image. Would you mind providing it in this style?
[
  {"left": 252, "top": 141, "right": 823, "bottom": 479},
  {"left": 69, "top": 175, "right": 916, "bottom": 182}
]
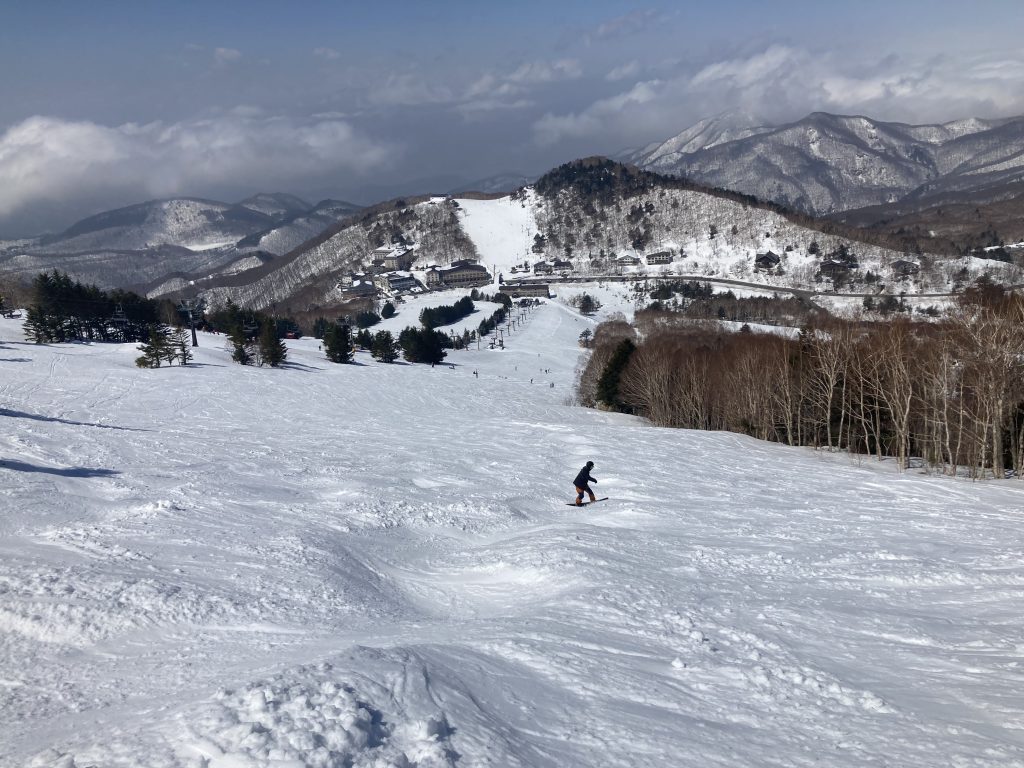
[
  {"left": 0, "top": 194, "right": 363, "bottom": 292},
  {"left": 629, "top": 111, "right": 1024, "bottom": 220}
]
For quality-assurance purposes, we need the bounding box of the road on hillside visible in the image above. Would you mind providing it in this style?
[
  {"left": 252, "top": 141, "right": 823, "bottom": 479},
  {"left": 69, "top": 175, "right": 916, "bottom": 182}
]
[{"left": 502, "top": 273, "right": 988, "bottom": 301}]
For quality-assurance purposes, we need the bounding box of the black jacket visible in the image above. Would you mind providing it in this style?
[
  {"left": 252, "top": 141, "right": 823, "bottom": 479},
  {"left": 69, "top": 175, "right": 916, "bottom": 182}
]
[{"left": 573, "top": 466, "right": 596, "bottom": 487}]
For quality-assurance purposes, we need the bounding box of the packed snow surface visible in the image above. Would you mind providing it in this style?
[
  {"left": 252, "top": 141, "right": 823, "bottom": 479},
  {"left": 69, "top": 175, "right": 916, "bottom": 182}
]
[
  {"left": 456, "top": 196, "right": 537, "bottom": 275},
  {"left": 1, "top": 301, "right": 1023, "bottom": 767}
]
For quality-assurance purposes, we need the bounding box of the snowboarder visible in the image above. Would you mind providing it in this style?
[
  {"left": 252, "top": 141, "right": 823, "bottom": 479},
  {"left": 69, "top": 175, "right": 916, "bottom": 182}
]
[{"left": 572, "top": 461, "right": 598, "bottom": 506}]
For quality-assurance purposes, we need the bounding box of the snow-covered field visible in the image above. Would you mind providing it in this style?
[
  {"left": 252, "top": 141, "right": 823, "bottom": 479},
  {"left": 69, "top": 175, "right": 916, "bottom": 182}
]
[{"left": 2, "top": 301, "right": 1024, "bottom": 767}]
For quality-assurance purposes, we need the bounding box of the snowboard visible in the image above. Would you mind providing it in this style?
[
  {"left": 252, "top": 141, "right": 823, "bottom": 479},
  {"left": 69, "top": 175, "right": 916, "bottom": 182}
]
[{"left": 567, "top": 497, "right": 609, "bottom": 507}]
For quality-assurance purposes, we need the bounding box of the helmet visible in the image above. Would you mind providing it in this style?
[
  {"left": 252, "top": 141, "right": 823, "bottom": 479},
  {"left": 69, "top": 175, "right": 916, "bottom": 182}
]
[{"left": 586, "top": 460, "right": 594, "bottom": 468}]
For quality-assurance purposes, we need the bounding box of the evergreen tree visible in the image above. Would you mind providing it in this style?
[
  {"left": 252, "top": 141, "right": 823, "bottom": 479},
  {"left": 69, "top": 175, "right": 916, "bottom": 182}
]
[
  {"left": 420, "top": 297, "right": 474, "bottom": 329},
  {"left": 23, "top": 305, "right": 48, "bottom": 344},
  {"left": 398, "top": 326, "right": 447, "bottom": 364},
  {"left": 355, "top": 328, "right": 374, "bottom": 349},
  {"left": 159, "top": 327, "right": 179, "bottom": 366},
  {"left": 258, "top": 320, "right": 287, "bottom": 367},
  {"left": 381, "top": 301, "right": 396, "bottom": 319},
  {"left": 355, "top": 310, "right": 381, "bottom": 328},
  {"left": 323, "top": 323, "right": 353, "bottom": 363},
  {"left": 419, "top": 328, "right": 448, "bottom": 365},
  {"left": 596, "top": 338, "right": 636, "bottom": 411},
  {"left": 135, "top": 326, "right": 171, "bottom": 368},
  {"left": 212, "top": 299, "right": 246, "bottom": 338},
  {"left": 228, "top": 325, "right": 253, "bottom": 365},
  {"left": 21, "top": 270, "right": 157, "bottom": 344},
  {"left": 371, "top": 330, "right": 398, "bottom": 362},
  {"left": 171, "top": 327, "right": 193, "bottom": 365}
]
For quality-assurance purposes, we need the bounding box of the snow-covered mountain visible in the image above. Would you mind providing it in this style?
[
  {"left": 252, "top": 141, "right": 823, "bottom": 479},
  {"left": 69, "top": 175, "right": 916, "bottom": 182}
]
[
  {"left": 178, "top": 159, "right": 1023, "bottom": 315},
  {"left": 630, "top": 111, "right": 1024, "bottom": 216},
  {"left": 186, "top": 195, "right": 478, "bottom": 310},
  {"left": 621, "top": 110, "right": 773, "bottom": 168},
  {"left": 0, "top": 195, "right": 362, "bottom": 292},
  {"left": 236, "top": 192, "right": 313, "bottom": 218},
  {"left": 234, "top": 198, "right": 363, "bottom": 257},
  {"left": 3, "top": 149, "right": 1022, "bottom": 311},
  {"left": 38, "top": 197, "right": 274, "bottom": 253}
]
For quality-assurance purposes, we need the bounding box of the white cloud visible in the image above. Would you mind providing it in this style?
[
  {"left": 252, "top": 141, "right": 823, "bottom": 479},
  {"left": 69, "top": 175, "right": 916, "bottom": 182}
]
[
  {"left": 506, "top": 59, "right": 582, "bottom": 85},
  {"left": 815, "top": 54, "right": 1024, "bottom": 120},
  {"left": 313, "top": 47, "right": 341, "bottom": 60},
  {"left": 690, "top": 45, "right": 798, "bottom": 90},
  {"left": 533, "top": 80, "right": 662, "bottom": 145},
  {"left": 606, "top": 60, "right": 641, "bottom": 82},
  {"left": 214, "top": 47, "right": 242, "bottom": 64},
  {"left": 368, "top": 73, "right": 455, "bottom": 107},
  {"left": 456, "top": 97, "right": 534, "bottom": 120},
  {"left": 591, "top": 9, "right": 660, "bottom": 42},
  {"left": 0, "top": 114, "right": 394, "bottom": 219},
  {"left": 462, "top": 58, "right": 581, "bottom": 116},
  {"left": 533, "top": 46, "right": 1024, "bottom": 147}
]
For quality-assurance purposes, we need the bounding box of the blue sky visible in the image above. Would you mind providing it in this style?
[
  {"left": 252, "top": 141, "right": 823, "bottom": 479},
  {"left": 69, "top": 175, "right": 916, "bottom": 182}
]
[{"left": 2, "top": 0, "right": 1023, "bottom": 235}]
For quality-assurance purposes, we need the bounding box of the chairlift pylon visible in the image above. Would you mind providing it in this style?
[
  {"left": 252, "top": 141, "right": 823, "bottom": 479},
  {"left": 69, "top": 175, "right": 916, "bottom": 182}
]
[{"left": 109, "top": 303, "right": 127, "bottom": 325}]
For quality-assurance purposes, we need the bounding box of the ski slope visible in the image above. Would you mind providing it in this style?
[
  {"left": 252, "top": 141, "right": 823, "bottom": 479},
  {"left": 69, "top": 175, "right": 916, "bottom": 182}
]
[
  {"left": 1, "top": 301, "right": 1023, "bottom": 767},
  {"left": 456, "top": 195, "right": 538, "bottom": 276}
]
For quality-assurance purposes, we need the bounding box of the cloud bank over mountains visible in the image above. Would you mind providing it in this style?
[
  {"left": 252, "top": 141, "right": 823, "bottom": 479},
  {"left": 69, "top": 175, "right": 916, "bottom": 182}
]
[
  {"left": 0, "top": 113, "right": 394, "bottom": 229},
  {"left": 534, "top": 45, "right": 1024, "bottom": 147},
  {"left": 2, "top": 1, "right": 1023, "bottom": 236}
]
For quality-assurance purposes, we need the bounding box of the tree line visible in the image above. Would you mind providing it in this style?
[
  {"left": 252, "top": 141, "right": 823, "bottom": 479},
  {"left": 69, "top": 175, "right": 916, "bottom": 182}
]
[
  {"left": 420, "top": 296, "right": 474, "bottom": 329},
  {"left": 22, "top": 270, "right": 162, "bottom": 344},
  {"left": 580, "top": 287, "right": 1024, "bottom": 479},
  {"left": 206, "top": 300, "right": 288, "bottom": 367},
  {"left": 17, "top": 269, "right": 528, "bottom": 371}
]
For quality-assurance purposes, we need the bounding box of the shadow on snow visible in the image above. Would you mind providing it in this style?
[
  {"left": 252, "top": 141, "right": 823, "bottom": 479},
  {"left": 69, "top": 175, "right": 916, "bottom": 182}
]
[{"left": 0, "top": 459, "right": 121, "bottom": 478}]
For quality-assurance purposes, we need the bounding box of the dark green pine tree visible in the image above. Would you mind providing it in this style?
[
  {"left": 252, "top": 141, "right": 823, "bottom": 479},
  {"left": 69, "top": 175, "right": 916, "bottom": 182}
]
[
  {"left": 578, "top": 293, "right": 597, "bottom": 315},
  {"left": 398, "top": 327, "right": 447, "bottom": 365},
  {"left": 371, "top": 330, "right": 398, "bottom": 362},
  {"left": 135, "top": 326, "right": 171, "bottom": 368},
  {"left": 420, "top": 328, "right": 447, "bottom": 365},
  {"left": 398, "top": 327, "right": 420, "bottom": 361},
  {"left": 596, "top": 338, "right": 636, "bottom": 411},
  {"left": 228, "top": 325, "right": 253, "bottom": 365},
  {"left": 380, "top": 301, "right": 396, "bottom": 319},
  {"left": 312, "top": 316, "right": 330, "bottom": 339},
  {"left": 171, "top": 327, "right": 193, "bottom": 365},
  {"left": 323, "top": 323, "right": 353, "bottom": 363},
  {"left": 23, "top": 305, "right": 49, "bottom": 344},
  {"left": 355, "top": 328, "right": 373, "bottom": 349},
  {"left": 258, "top": 320, "right": 287, "bottom": 367}
]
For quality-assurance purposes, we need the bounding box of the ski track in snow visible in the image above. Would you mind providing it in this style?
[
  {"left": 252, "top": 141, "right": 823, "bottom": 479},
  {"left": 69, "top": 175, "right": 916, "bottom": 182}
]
[{"left": 1, "top": 299, "right": 1024, "bottom": 767}]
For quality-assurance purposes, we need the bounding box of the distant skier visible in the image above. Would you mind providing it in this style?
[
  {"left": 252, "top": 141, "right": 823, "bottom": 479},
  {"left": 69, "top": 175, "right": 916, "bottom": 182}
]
[{"left": 572, "top": 461, "right": 598, "bottom": 506}]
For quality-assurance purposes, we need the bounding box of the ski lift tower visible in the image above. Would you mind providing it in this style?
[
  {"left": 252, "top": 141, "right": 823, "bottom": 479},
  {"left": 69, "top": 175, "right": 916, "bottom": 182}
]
[
  {"left": 108, "top": 303, "right": 128, "bottom": 341},
  {"left": 177, "top": 297, "right": 206, "bottom": 347}
]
